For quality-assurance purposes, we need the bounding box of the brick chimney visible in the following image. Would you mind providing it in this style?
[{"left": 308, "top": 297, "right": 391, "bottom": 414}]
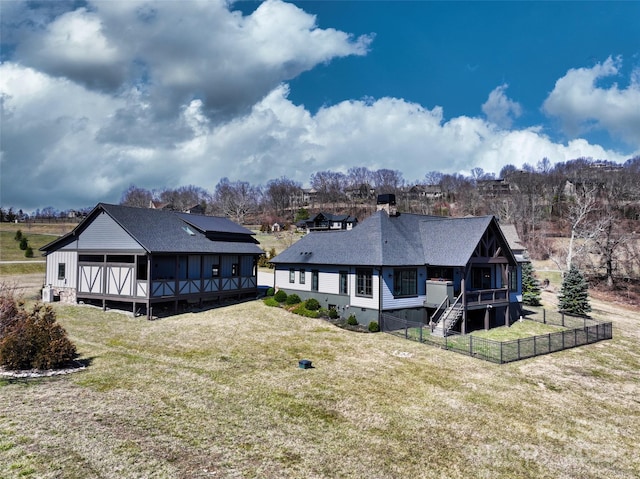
[{"left": 376, "top": 194, "right": 398, "bottom": 216}]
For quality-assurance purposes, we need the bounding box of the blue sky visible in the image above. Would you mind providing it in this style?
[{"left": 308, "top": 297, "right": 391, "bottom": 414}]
[{"left": 1, "top": 0, "right": 639, "bottom": 212}]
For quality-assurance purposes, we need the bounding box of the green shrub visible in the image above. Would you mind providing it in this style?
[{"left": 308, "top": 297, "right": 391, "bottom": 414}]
[
  {"left": 328, "top": 308, "right": 339, "bottom": 319},
  {"left": 368, "top": 321, "right": 380, "bottom": 333},
  {"left": 14, "top": 230, "right": 23, "bottom": 242},
  {"left": 25, "top": 246, "right": 34, "bottom": 258},
  {"left": 292, "top": 304, "right": 320, "bottom": 318},
  {"left": 19, "top": 237, "right": 28, "bottom": 251},
  {"left": 0, "top": 299, "right": 77, "bottom": 370},
  {"left": 263, "top": 297, "right": 280, "bottom": 307},
  {"left": 305, "top": 298, "right": 320, "bottom": 311},
  {"left": 347, "top": 314, "right": 358, "bottom": 326},
  {"left": 266, "top": 287, "right": 275, "bottom": 297},
  {"left": 274, "top": 290, "right": 287, "bottom": 303},
  {"left": 285, "top": 294, "right": 301, "bottom": 305}
]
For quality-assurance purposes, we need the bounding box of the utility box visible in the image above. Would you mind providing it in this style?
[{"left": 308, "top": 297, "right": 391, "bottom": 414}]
[
  {"left": 42, "top": 286, "right": 54, "bottom": 303},
  {"left": 425, "top": 280, "right": 454, "bottom": 308},
  {"left": 298, "top": 359, "right": 312, "bottom": 369}
]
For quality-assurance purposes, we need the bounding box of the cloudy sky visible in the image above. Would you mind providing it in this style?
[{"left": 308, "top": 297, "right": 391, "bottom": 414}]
[{"left": 1, "top": 0, "right": 639, "bottom": 212}]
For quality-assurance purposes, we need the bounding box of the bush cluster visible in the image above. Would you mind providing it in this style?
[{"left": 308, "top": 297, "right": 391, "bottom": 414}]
[
  {"left": 285, "top": 294, "right": 301, "bottom": 305},
  {"left": 328, "top": 308, "right": 339, "bottom": 319},
  {"left": 265, "top": 287, "right": 275, "bottom": 297},
  {"left": 274, "top": 290, "right": 287, "bottom": 303},
  {"left": 304, "top": 298, "right": 320, "bottom": 311},
  {"left": 0, "top": 292, "right": 77, "bottom": 370},
  {"left": 368, "top": 321, "right": 380, "bottom": 333},
  {"left": 292, "top": 304, "right": 320, "bottom": 318},
  {"left": 346, "top": 314, "right": 358, "bottom": 326}
]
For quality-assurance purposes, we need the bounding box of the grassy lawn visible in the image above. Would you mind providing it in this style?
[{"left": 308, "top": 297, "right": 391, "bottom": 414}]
[
  {"left": 1, "top": 298, "right": 639, "bottom": 478},
  {"left": 0, "top": 231, "right": 52, "bottom": 261},
  {"left": 470, "top": 320, "right": 566, "bottom": 341}
]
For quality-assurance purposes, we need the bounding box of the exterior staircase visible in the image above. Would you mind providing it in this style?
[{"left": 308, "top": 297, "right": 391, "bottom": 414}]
[{"left": 430, "top": 295, "right": 463, "bottom": 337}]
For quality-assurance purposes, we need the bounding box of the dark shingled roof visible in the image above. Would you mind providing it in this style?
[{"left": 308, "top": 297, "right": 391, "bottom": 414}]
[
  {"left": 41, "top": 203, "right": 262, "bottom": 255},
  {"left": 271, "top": 210, "right": 513, "bottom": 267}
]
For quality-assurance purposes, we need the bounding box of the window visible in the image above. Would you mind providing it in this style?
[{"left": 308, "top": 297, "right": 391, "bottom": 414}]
[
  {"left": 356, "top": 268, "right": 373, "bottom": 297},
  {"left": 510, "top": 270, "right": 518, "bottom": 292},
  {"left": 472, "top": 267, "right": 492, "bottom": 289},
  {"left": 394, "top": 269, "right": 417, "bottom": 297},
  {"left": 212, "top": 265, "right": 220, "bottom": 277},
  {"left": 311, "top": 270, "right": 319, "bottom": 291},
  {"left": 299, "top": 269, "right": 305, "bottom": 284},
  {"left": 136, "top": 259, "right": 148, "bottom": 280},
  {"left": 339, "top": 271, "right": 348, "bottom": 295},
  {"left": 289, "top": 268, "right": 295, "bottom": 283},
  {"left": 57, "top": 263, "right": 66, "bottom": 280},
  {"left": 428, "top": 267, "right": 453, "bottom": 280}
]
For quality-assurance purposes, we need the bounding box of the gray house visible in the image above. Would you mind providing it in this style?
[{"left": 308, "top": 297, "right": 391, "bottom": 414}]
[
  {"left": 40, "top": 203, "right": 262, "bottom": 318},
  {"left": 271, "top": 196, "right": 522, "bottom": 335}
]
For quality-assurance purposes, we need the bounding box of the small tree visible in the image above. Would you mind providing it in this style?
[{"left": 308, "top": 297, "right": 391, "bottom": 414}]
[
  {"left": 558, "top": 265, "right": 591, "bottom": 316},
  {"left": 521, "top": 262, "right": 541, "bottom": 306},
  {"left": 24, "top": 246, "right": 34, "bottom": 258},
  {"left": 14, "top": 230, "right": 23, "bottom": 242},
  {"left": 19, "top": 237, "right": 28, "bottom": 251},
  {"left": 0, "top": 293, "right": 77, "bottom": 370}
]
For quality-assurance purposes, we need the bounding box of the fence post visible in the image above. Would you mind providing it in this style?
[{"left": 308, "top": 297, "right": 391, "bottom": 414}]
[
  {"left": 561, "top": 312, "right": 565, "bottom": 327},
  {"left": 419, "top": 325, "right": 423, "bottom": 343},
  {"left": 500, "top": 341, "right": 503, "bottom": 364},
  {"left": 469, "top": 335, "right": 473, "bottom": 356},
  {"left": 548, "top": 333, "right": 551, "bottom": 352},
  {"left": 517, "top": 338, "right": 521, "bottom": 360},
  {"left": 534, "top": 336, "right": 537, "bottom": 356},
  {"left": 543, "top": 309, "right": 546, "bottom": 324}
]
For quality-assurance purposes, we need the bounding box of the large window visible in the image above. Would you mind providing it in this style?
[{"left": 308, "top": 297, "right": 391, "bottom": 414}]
[
  {"left": 311, "top": 270, "right": 319, "bottom": 291},
  {"left": 289, "top": 268, "right": 295, "bottom": 283},
  {"left": 394, "top": 269, "right": 417, "bottom": 297},
  {"left": 299, "top": 269, "right": 305, "bottom": 284},
  {"left": 356, "top": 268, "right": 373, "bottom": 297},
  {"left": 472, "top": 267, "right": 492, "bottom": 290},
  {"left": 339, "top": 271, "right": 348, "bottom": 295}
]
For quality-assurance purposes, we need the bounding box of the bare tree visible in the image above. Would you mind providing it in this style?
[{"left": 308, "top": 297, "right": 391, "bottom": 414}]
[
  {"left": 159, "top": 185, "right": 210, "bottom": 212},
  {"left": 120, "top": 185, "right": 153, "bottom": 208},
  {"left": 373, "top": 168, "right": 404, "bottom": 194},
  {"left": 265, "top": 177, "right": 301, "bottom": 219},
  {"left": 213, "top": 178, "right": 260, "bottom": 224},
  {"left": 310, "top": 170, "right": 348, "bottom": 207}
]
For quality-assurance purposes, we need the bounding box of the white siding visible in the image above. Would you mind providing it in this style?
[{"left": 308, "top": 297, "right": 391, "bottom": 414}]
[
  {"left": 45, "top": 251, "right": 77, "bottom": 288},
  {"left": 380, "top": 266, "right": 427, "bottom": 310},
  {"left": 349, "top": 268, "right": 379, "bottom": 309}
]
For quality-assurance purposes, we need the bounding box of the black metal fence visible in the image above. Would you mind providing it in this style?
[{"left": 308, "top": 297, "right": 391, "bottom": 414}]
[{"left": 380, "top": 312, "right": 612, "bottom": 364}]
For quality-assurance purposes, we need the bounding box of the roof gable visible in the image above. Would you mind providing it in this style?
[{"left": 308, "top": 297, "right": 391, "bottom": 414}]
[
  {"left": 272, "top": 211, "right": 516, "bottom": 267},
  {"left": 41, "top": 204, "right": 262, "bottom": 255}
]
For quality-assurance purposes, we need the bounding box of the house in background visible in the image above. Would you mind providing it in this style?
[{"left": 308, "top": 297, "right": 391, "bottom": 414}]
[
  {"left": 300, "top": 212, "right": 358, "bottom": 233},
  {"left": 40, "top": 203, "right": 262, "bottom": 318},
  {"left": 272, "top": 195, "right": 522, "bottom": 335}
]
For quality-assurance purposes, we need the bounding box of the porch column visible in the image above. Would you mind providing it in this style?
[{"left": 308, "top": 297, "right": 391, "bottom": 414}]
[
  {"left": 484, "top": 306, "right": 490, "bottom": 330},
  {"left": 461, "top": 277, "right": 466, "bottom": 335}
]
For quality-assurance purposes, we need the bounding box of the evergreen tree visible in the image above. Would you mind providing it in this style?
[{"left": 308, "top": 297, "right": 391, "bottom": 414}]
[
  {"left": 558, "top": 265, "right": 591, "bottom": 316},
  {"left": 522, "top": 262, "right": 541, "bottom": 306}
]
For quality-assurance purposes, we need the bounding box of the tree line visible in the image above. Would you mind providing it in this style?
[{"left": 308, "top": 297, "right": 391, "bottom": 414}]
[{"left": 2, "top": 156, "right": 639, "bottom": 288}]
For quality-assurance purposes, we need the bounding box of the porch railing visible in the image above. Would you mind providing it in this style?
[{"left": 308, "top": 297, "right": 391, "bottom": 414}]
[{"left": 465, "top": 287, "right": 509, "bottom": 306}]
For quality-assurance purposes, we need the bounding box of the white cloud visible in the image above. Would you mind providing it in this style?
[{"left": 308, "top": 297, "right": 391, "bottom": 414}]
[
  {"left": 1, "top": 2, "right": 638, "bottom": 213},
  {"left": 482, "top": 84, "right": 522, "bottom": 129},
  {"left": 11, "top": 0, "right": 372, "bottom": 122},
  {"left": 542, "top": 56, "right": 640, "bottom": 148}
]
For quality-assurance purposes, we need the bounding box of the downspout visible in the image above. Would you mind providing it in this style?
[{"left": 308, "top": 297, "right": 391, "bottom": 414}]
[{"left": 377, "top": 267, "right": 383, "bottom": 329}]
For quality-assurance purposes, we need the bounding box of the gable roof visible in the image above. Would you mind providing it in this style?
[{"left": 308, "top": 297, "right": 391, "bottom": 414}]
[
  {"left": 41, "top": 203, "right": 262, "bottom": 255},
  {"left": 272, "top": 210, "right": 515, "bottom": 267}
]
